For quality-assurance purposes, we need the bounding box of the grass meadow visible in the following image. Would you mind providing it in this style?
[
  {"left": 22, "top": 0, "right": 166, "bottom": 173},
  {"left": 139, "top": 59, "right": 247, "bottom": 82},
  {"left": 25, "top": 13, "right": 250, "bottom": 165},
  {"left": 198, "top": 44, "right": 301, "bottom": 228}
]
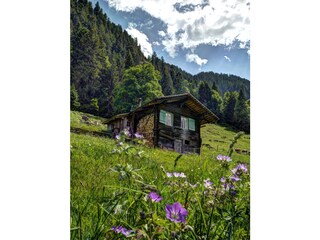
[{"left": 70, "top": 111, "right": 250, "bottom": 239}]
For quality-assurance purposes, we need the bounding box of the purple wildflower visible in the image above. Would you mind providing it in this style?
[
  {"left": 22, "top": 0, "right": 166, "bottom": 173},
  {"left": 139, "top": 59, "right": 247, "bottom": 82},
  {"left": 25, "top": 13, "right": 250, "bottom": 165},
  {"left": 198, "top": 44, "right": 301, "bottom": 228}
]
[
  {"left": 166, "top": 172, "right": 173, "bottom": 178},
  {"left": 237, "top": 163, "right": 248, "bottom": 173},
  {"left": 121, "top": 228, "right": 134, "bottom": 237},
  {"left": 179, "top": 172, "right": 186, "bottom": 178},
  {"left": 223, "top": 182, "right": 236, "bottom": 191},
  {"left": 230, "top": 190, "right": 237, "bottom": 196},
  {"left": 173, "top": 172, "right": 180, "bottom": 177},
  {"left": 216, "top": 154, "right": 232, "bottom": 162},
  {"left": 112, "top": 226, "right": 124, "bottom": 234},
  {"left": 204, "top": 179, "right": 213, "bottom": 189},
  {"left": 149, "top": 192, "right": 162, "bottom": 202},
  {"left": 123, "top": 128, "right": 131, "bottom": 137},
  {"left": 134, "top": 133, "right": 144, "bottom": 139},
  {"left": 188, "top": 183, "right": 197, "bottom": 188},
  {"left": 112, "top": 226, "right": 134, "bottom": 237},
  {"left": 231, "top": 163, "right": 248, "bottom": 175},
  {"left": 165, "top": 202, "right": 188, "bottom": 223},
  {"left": 115, "top": 134, "right": 120, "bottom": 140},
  {"left": 230, "top": 175, "right": 241, "bottom": 182},
  {"left": 220, "top": 177, "right": 226, "bottom": 183},
  {"left": 171, "top": 172, "right": 186, "bottom": 178}
]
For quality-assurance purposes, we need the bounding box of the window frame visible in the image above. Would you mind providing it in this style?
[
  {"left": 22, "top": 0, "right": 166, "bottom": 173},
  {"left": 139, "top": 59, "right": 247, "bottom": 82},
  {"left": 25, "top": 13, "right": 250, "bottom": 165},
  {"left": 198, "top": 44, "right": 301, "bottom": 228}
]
[
  {"left": 181, "top": 116, "right": 188, "bottom": 130},
  {"left": 160, "top": 110, "right": 173, "bottom": 126},
  {"left": 180, "top": 115, "right": 196, "bottom": 131},
  {"left": 188, "top": 117, "right": 196, "bottom": 131}
]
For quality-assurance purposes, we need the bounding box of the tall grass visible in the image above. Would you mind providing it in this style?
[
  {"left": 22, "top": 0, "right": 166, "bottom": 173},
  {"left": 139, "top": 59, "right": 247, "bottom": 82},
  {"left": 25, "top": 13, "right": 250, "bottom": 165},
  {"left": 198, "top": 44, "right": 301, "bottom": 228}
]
[{"left": 71, "top": 123, "right": 250, "bottom": 239}]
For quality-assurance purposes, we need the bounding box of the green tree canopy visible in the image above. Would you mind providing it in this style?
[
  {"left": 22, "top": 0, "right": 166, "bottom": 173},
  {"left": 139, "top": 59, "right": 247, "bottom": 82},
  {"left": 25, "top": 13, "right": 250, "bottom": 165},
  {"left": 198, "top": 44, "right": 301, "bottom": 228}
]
[{"left": 113, "top": 63, "right": 163, "bottom": 113}]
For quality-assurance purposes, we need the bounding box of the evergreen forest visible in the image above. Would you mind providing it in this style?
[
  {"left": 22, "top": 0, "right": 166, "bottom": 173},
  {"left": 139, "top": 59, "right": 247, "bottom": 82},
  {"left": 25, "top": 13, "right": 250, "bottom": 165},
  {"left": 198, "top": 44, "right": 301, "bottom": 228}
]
[{"left": 71, "top": 0, "right": 250, "bottom": 132}]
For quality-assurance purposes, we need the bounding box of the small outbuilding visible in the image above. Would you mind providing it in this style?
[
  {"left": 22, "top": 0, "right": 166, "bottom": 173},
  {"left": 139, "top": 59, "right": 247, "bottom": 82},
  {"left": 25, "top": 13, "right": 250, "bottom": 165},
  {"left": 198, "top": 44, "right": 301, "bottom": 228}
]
[{"left": 105, "top": 93, "right": 219, "bottom": 154}]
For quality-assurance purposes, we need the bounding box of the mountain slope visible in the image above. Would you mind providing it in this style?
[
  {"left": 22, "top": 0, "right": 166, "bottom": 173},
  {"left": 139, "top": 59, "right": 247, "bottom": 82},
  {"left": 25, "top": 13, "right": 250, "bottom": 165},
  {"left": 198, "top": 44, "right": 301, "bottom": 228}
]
[
  {"left": 194, "top": 72, "right": 250, "bottom": 99},
  {"left": 71, "top": 0, "right": 250, "bottom": 118}
]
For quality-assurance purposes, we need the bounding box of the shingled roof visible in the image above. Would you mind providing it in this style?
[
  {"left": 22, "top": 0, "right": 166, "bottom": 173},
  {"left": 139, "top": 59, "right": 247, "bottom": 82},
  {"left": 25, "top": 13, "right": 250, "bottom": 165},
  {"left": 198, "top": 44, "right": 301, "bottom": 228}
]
[{"left": 105, "top": 93, "right": 219, "bottom": 125}]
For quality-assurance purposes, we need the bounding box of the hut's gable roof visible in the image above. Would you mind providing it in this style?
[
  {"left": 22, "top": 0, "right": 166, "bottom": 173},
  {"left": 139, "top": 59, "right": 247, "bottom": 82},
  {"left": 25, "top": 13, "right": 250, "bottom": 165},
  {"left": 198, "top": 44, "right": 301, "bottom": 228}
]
[
  {"left": 105, "top": 93, "right": 219, "bottom": 125},
  {"left": 104, "top": 112, "right": 129, "bottom": 124}
]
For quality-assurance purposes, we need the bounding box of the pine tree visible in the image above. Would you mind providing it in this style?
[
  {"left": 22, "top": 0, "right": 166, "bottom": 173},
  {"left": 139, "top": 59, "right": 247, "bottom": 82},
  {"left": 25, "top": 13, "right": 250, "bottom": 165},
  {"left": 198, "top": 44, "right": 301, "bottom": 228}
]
[
  {"left": 211, "top": 90, "right": 223, "bottom": 118},
  {"left": 198, "top": 81, "right": 212, "bottom": 107},
  {"left": 234, "top": 89, "right": 250, "bottom": 132},
  {"left": 159, "top": 57, "right": 174, "bottom": 95},
  {"left": 70, "top": 84, "right": 81, "bottom": 110},
  {"left": 98, "top": 56, "right": 114, "bottom": 117},
  {"left": 222, "top": 91, "right": 238, "bottom": 124},
  {"left": 125, "top": 51, "right": 135, "bottom": 69},
  {"left": 211, "top": 81, "right": 219, "bottom": 92},
  {"left": 151, "top": 51, "right": 158, "bottom": 69}
]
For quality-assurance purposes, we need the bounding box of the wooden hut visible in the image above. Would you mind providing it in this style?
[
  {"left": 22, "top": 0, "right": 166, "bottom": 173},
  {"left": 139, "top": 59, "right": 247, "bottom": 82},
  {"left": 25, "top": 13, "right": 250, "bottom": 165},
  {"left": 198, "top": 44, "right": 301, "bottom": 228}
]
[{"left": 105, "top": 93, "right": 219, "bottom": 154}]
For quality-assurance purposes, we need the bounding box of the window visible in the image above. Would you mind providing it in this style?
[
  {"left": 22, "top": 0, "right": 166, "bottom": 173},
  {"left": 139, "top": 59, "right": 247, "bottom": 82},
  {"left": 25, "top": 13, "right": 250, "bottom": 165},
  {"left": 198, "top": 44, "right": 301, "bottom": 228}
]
[
  {"left": 188, "top": 118, "right": 195, "bottom": 131},
  {"left": 160, "top": 110, "right": 173, "bottom": 126},
  {"left": 181, "top": 116, "right": 196, "bottom": 131},
  {"left": 181, "top": 116, "right": 188, "bottom": 129}
]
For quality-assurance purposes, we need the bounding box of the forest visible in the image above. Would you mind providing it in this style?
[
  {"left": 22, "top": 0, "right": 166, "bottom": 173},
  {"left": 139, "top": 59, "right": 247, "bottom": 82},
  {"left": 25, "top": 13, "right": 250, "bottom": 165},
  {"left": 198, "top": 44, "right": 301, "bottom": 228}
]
[{"left": 70, "top": 0, "right": 250, "bottom": 132}]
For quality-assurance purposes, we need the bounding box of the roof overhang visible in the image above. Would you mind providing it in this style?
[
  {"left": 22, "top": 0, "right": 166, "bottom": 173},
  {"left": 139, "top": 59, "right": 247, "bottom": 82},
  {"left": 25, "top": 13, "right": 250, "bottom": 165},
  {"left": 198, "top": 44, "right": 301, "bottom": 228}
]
[
  {"left": 104, "top": 93, "right": 219, "bottom": 125},
  {"left": 131, "top": 93, "right": 219, "bottom": 125},
  {"left": 104, "top": 112, "right": 129, "bottom": 124}
]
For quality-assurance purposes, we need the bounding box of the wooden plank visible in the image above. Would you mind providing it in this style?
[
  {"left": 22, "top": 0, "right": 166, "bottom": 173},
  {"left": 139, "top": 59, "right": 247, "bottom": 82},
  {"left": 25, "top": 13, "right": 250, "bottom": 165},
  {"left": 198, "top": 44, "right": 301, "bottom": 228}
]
[
  {"left": 196, "top": 116, "right": 201, "bottom": 154},
  {"left": 153, "top": 105, "right": 159, "bottom": 147}
]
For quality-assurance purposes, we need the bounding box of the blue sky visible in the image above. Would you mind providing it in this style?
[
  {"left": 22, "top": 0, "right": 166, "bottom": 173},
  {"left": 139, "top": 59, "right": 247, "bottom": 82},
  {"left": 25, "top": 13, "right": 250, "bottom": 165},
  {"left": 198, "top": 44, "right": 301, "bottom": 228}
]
[{"left": 91, "top": 0, "right": 250, "bottom": 80}]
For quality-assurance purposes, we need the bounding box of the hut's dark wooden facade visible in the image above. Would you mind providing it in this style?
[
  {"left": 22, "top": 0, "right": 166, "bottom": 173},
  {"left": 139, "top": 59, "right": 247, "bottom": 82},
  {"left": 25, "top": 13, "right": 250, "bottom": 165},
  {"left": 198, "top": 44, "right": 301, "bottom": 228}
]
[{"left": 105, "top": 93, "right": 219, "bottom": 154}]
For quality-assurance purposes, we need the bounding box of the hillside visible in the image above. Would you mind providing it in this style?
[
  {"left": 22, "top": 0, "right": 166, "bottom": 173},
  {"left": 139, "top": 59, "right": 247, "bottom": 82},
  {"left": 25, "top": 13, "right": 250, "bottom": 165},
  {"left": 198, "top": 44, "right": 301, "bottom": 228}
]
[
  {"left": 70, "top": 111, "right": 250, "bottom": 239},
  {"left": 194, "top": 72, "right": 250, "bottom": 99},
  {"left": 71, "top": 0, "right": 250, "bottom": 119},
  {"left": 70, "top": 111, "right": 250, "bottom": 162}
]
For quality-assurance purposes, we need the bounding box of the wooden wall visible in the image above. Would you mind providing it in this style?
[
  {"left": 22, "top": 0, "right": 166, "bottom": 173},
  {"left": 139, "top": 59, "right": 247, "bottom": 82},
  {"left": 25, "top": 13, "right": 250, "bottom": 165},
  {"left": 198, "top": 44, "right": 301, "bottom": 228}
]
[
  {"left": 136, "top": 113, "right": 154, "bottom": 146},
  {"left": 157, "top": 103, "right": 201, "bottom": 154},
  {"left": 108, "top": 101, "right": 203, "bottom": 154}
]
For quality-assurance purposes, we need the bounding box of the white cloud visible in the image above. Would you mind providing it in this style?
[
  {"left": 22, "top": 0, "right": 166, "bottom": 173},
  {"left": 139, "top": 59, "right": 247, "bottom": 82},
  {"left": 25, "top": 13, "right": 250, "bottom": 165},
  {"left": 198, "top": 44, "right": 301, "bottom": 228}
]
[
  {"left": 139, "top": 19, "right": 154, "bottom": 29},
  {"left": 152, "top": 41, "right": 160, "bottom": 46},
  {"left": 224, "top": 56, "right": 231, "bottom": 62},
  {"left": 128, "top": 22, "right": 137, "bottom": 28},
  {"left": 239, "top": 42, "right": 247, "bottom": 49},
  {"left": 158, "top": 30, "right": 166, "bottom": 37},
  {"left": 186, "top": 53, "right": 208, "bottom": 66},
  {"left": 107, "top": 0, "right": 250, "bottom": 57},
  {"left": 125, "top": 26, "right": 153, "bottom": 57}
]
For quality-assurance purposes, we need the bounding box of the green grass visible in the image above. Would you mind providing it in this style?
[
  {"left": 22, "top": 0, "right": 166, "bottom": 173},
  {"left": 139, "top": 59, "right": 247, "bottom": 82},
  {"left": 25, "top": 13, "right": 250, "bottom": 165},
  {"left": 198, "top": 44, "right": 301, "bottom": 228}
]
[
  {"left": 70, "top": 111, "right": 107, "bottom": 133},
  {"left": 70, "top": 111, "right": 250, "bottom": 239}
]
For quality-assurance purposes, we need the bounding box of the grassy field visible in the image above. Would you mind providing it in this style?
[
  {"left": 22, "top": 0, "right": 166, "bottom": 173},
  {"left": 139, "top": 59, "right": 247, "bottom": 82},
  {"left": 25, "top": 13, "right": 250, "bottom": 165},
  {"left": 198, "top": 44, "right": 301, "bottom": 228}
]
[
  {"left": 70, "top": 111, "right": 250, "bottom": 239},
  {"left": 71, "top": 111, "right": 107, "bottom": 133}
]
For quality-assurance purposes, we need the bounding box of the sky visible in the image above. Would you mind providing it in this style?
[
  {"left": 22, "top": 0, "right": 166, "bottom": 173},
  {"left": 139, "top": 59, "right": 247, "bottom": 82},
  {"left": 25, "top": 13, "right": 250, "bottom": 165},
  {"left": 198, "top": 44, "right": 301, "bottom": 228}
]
[{"left": 91, "top": 0, "right": 250, "bottom": 80}]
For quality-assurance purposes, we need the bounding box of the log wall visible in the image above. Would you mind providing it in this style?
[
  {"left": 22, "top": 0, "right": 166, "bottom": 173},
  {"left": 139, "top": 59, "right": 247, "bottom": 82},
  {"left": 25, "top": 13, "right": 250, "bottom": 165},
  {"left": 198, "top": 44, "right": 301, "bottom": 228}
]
[
  {"left": 136, "top": 113, "right": 154, "bottom": 146},
  {"left": 157, "top": 103, "right": 201, "bottom": 154}
]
